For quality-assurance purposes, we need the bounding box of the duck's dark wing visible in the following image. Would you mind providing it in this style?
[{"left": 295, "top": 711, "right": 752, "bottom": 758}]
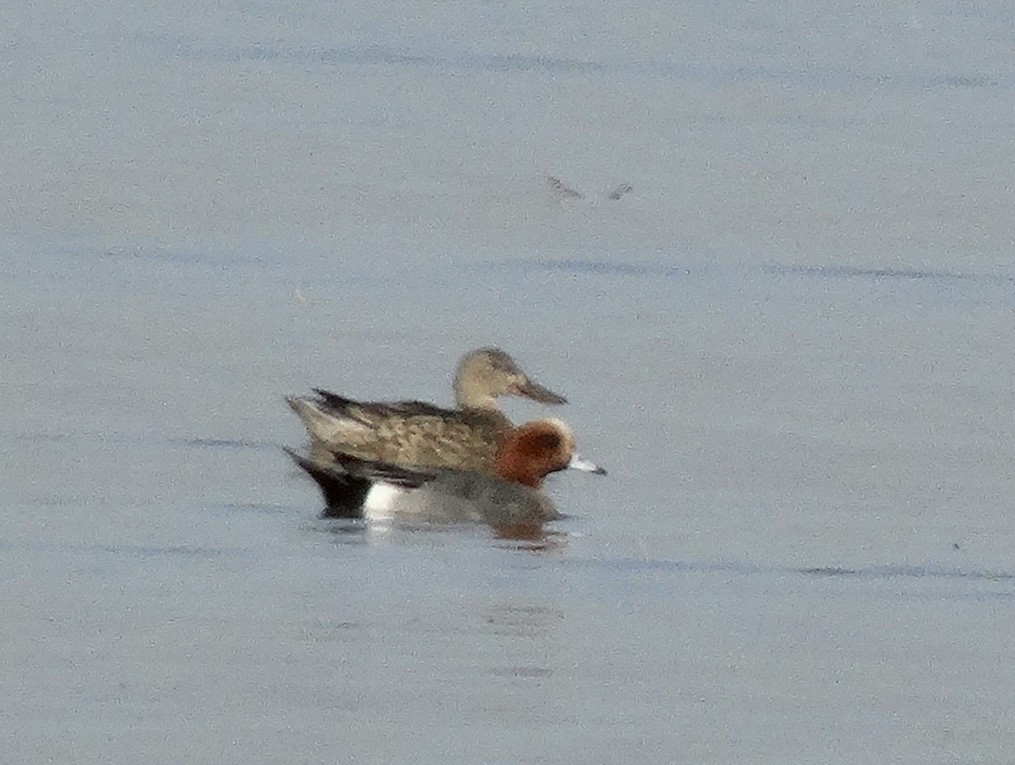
[
  {"left": 285, "top": 447, "right": 440, "bottom": 518},
  {"left": 322, "top": 451, "right": 440, "bottom": 488},
  {"left": 311, "top": 389, "right": 459, "bottom": 421}
]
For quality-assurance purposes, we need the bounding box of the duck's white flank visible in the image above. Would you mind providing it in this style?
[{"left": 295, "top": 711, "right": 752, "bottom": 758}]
[{"left": 362, "top": 482, "right": 405, "bottom": 521}]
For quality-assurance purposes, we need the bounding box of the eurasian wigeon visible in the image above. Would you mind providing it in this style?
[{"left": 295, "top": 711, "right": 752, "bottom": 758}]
[
  {"left": 285, "top": 418, "right": 604, "bottom": 532},
  {"left": 286, "top": 347, "right": 567, "bottom": 472}
]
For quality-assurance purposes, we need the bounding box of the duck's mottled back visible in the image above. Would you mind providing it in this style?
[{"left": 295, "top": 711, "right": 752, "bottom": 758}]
[{"left": 286, "top": 347, "right": 565, "bottom": 473}]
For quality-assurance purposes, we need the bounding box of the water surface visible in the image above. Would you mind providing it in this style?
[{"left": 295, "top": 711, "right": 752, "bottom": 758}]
[{"left": 3, "top": 2, "right": 1014, "bottom": 762}]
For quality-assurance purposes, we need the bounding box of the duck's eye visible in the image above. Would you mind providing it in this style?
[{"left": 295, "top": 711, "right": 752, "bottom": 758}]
[{"left": 533, "top": 432, "right": 561, "bottom": 451}]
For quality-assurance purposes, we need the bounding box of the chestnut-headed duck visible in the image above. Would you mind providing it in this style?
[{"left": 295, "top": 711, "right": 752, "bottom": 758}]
[
  {"left": 286, "top": 347, "right": 567, "bottom": 472},
  {"left": 285, "top": 418, "right": 604, "bottom": 531}
]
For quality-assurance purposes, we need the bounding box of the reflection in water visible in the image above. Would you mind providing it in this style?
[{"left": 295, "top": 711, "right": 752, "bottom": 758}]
[
  {"left": 300, "top": 618, "right": 363, "bottom": 645},
  {"left": 796, "top": 564, "right": 1015, "bottom": 582},
  {"left": 483, "top": 602, "right": 565, "bottom": 639},
  {"left": 312, "top": 517, "right": 373, "bottom": 545},
  {"left": 308, "top": 517, "right": 1015, "bottom": 586},
  {"left": 314, "top": 515, "right": 570, "bottom": 552},
  {"left": 494, "top": 527, "right": 569, "bottom": 554},
  {"left": 506, "top": 258, "right": 691, "bottom": 279},
  {"left": 482, "top": 601, "right": 565, "bottom": 681},
  {"left": 572, "top": 555, "right": 1015, "bottom": 587},
  {"left": 489, "top": 666, "right": 554, "bottom": 678},
  {"left": 199, "top": 43, "right": 608, "bottom": 75},
  {"left": 185, "top": 437, "right": 279, "bottom": 451},
  {"left": 216, "top": 502, "right": 290, "bottom": 516},
  {"left": 763, "top": 263, "right": 1015, "bottom": 285}
]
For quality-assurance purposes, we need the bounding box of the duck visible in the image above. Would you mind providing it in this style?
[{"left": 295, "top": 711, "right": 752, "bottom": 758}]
[
  {"left": 285, "top": 418, "right": 605, "bottom": 533},
  {"left": 286, "top": 347, "right": 567, "bottom": 472}
]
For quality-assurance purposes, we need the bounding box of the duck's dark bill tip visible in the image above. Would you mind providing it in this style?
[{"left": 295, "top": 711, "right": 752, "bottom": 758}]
[{"left": 514, "top": 380, "right": 568, "bottom": 405}]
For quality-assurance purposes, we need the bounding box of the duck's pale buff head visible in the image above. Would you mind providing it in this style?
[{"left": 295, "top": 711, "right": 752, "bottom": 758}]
[
  {"left": 494, "top": 418, "right": 606, "bottom": 488},
  {"left": 454, "top": 348, "right": 568, "bottom": 410}
]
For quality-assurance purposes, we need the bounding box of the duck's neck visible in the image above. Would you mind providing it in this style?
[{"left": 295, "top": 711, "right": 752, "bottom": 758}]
[{"left": 454, "top": 379, "right": 499, "bottom": 410}]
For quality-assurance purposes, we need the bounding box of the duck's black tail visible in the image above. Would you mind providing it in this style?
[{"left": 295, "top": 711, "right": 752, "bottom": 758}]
[{"left": 283, "top": 447, "right": 371, "bottom": 518}]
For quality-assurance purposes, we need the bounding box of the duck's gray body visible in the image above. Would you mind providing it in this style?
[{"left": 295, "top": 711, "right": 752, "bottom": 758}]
[{"left": 285, "top": 449, "right": 561, "bottom": 527}]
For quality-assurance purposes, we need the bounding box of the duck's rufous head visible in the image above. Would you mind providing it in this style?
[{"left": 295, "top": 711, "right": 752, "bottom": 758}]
[{"left": 493, "top": 418, "right": 605, "bottom": 488}]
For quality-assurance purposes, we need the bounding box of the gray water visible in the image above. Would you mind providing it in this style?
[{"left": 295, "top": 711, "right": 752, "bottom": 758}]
[{"left": 3, "top": 2, "right": 1015, "bottom": 762}]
